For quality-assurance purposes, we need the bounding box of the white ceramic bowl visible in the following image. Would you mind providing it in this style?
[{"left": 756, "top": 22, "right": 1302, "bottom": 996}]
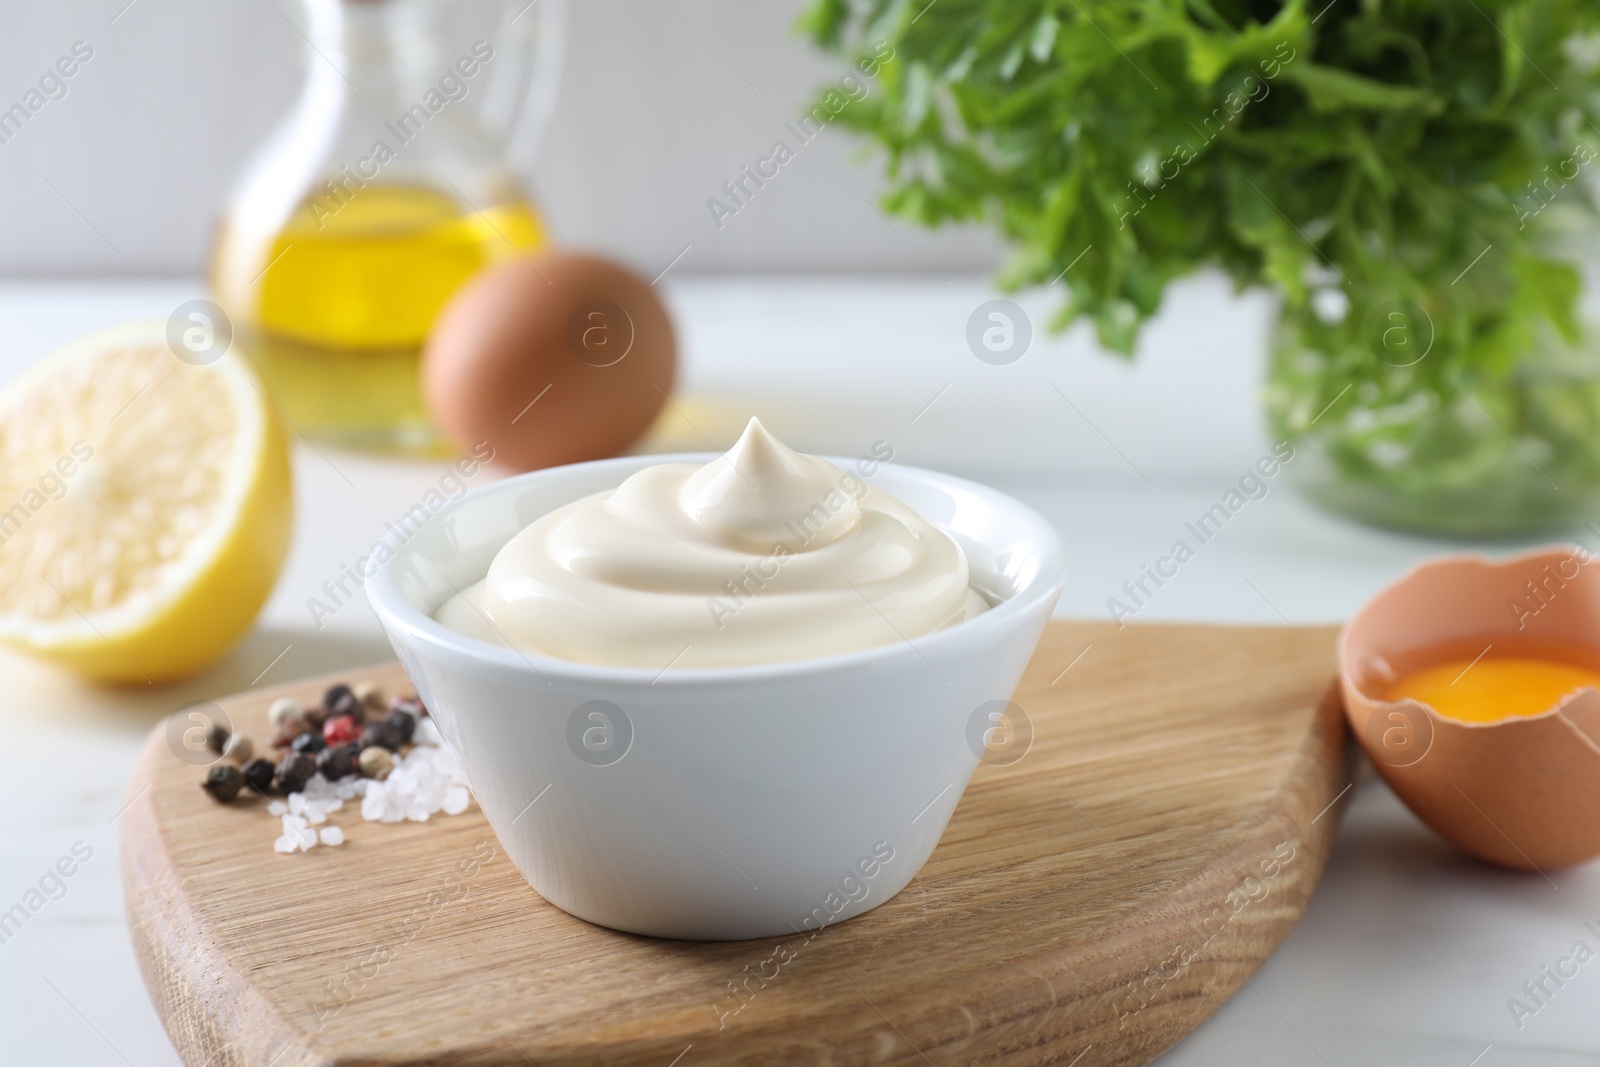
[{"left": 366, "top": 454, "right": 1066, "bottom": 940}]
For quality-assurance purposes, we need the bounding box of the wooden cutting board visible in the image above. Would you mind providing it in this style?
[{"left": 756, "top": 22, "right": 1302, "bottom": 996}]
[{"left": 122, "top": 620, "right": 1353, "bottom": 1067}]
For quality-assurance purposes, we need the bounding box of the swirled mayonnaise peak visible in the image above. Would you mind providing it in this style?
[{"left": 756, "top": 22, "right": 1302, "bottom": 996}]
[{"left": 436, "top": 418, "right": 988, "bottom": 668}]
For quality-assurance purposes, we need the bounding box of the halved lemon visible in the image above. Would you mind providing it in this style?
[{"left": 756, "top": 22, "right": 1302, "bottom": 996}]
[{"left": 0, "top": 322, "right": 292, "bottom": 683}]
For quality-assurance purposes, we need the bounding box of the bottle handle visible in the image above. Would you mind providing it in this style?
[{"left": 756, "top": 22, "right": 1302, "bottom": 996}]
[{"left": 480, "top": 0, "right": 567, "bottom": 186}]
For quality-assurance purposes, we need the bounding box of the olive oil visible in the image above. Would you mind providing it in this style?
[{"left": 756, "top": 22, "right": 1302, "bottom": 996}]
[{"left": 213, "top": 184, "right": 546, "bottom": 450}]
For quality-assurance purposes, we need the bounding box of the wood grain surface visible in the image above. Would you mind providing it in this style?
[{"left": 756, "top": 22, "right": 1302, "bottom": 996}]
[{"left": 121, "top": 620, "right": 1353, "bottom": 1067}]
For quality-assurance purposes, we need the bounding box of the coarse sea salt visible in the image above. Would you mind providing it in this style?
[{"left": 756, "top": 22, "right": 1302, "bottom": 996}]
[{"left": 270, "top": 718, "right": 472, "bottom": 854}]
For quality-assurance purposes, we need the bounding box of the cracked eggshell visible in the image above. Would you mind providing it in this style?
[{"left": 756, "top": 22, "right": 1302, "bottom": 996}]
[{"left": 1339, "top": 547, "right": 1600, "bottom": 870}]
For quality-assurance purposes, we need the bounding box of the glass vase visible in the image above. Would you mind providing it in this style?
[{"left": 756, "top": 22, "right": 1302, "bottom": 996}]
[{"left": 1265, "top": 223, "right": 1600, "bottom": 538}]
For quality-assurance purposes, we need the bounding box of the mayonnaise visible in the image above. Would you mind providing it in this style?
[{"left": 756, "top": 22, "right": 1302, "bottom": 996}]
[{"left": 436, "top": 418, "right": 987, "bottom": 668}]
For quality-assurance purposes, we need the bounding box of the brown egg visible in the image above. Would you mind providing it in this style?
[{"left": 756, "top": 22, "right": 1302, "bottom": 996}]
[
  {"left": 423, "top": 251, "right": 676, "bottom": 471},
  {"left": 1340, "top": 547, "right": 1600, "bottom": 870}
]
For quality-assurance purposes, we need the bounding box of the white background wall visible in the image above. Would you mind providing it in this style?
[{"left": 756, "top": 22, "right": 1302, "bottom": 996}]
[{"left": 0, "top": 0, "right": 1003, "bottom": 278}]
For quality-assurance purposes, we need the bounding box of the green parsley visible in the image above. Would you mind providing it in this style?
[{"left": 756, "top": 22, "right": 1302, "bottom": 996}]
[{"left": 805, "top": 0, "right": 1600, "bottom": 533}]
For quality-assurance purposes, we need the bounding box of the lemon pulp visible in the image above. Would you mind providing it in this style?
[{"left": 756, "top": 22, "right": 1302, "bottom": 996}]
[{"left": 0, "top": 323, "right": 292, "bottom": 683}]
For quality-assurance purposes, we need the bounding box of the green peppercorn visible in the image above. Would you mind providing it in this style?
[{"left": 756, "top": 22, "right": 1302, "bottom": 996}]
[{"left": 358, "top": 746, "right": 394, "bottom": 779}]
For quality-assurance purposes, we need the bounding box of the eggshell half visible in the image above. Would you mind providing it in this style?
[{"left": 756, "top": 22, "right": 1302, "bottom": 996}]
[{"left": 1340, "top": 547, "right": 1600, "bottom": 870}]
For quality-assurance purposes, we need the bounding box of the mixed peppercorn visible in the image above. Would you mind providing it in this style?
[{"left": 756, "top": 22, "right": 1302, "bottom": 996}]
[{"left": 200, "top": 681, "right": 427, "bottom": 804}]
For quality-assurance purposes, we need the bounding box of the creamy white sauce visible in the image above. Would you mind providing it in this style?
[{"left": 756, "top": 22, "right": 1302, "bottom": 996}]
[{"left": 436, "top": 418, "right": 986, "bottom": 668}]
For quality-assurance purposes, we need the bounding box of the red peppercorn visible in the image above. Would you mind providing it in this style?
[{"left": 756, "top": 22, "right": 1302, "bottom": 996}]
[{"left": 323, "top": 714, "right": 360, "bottom": 745}]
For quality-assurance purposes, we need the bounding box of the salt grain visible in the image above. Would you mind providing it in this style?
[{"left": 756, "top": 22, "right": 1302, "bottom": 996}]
[
  {"left": 442, "top": 786, "right": 470, "bottom": 816},
  {"left": 277, "top": 813, "right": 316, "bottom": 853}
]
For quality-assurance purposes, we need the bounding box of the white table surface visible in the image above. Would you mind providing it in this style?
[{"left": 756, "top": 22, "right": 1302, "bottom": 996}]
[{"left": 1, "top": 277, "right": 1595, "bottom": 1066}]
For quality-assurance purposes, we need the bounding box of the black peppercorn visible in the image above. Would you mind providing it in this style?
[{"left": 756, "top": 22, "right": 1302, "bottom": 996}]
[
  {"left": 361, "top": 721, "right": 403, "bottom": 752},
  {"left": 316, "top": 743, "right": 356, "bottom": 781},
  {"left": 391, "top": 696, "right": 425, "bottom": 719},
  {"left": 384, "top": 707, "right": 417, "bottom": 744},
  {"left": 240, "top": 757, "right": 276, "bottom": 795},
  {"left": 302, "top": 705, "right": 328, "bottom": 732},
  {"left": 290, "top": 730, "right": 326, "bottom": 755},
  {"left": 206, "top": 722, "right": 231, "bottom": 755},
  {"left": 324, "top": 683, "right": 359, "bottom": 720},
  {"left": 202, "top": 764, "right": 244, "bottom": 803},
  {"left": 273, "top": 753, "right": 316, "bottom": 795}
]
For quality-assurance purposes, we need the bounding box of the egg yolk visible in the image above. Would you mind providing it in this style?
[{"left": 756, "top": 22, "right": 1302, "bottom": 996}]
[{"left": 1384, "top": 655, "right": 1600, "bottom": 723}]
